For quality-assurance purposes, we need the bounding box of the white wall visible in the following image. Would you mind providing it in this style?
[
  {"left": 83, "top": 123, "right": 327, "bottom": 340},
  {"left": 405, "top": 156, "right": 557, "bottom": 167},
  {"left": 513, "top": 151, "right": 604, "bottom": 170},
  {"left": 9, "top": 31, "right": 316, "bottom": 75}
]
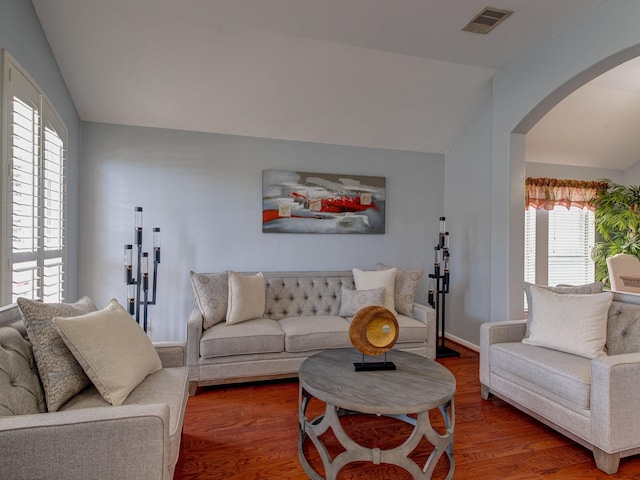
[
  {"left": 447, "top": 0, "right": 640, "bottom": 346},
  {"left": 0, "top": 0, "right": 81, "bottom": 301},
  {"left": 623, "top": 160, "right": 640, "bottom": 186},
  {"left": 79, "top": 122, "right": 444, "bottom": 340},
  {"left": 526, "top": 162, "right": 623, "bottom": 184}
]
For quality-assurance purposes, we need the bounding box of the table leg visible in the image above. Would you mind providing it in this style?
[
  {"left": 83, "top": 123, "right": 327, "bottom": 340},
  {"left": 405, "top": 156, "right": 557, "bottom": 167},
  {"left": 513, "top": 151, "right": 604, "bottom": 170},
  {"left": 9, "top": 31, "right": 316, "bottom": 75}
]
[{"left": 298, "top": 385, "right": 455, "bottom": 480}]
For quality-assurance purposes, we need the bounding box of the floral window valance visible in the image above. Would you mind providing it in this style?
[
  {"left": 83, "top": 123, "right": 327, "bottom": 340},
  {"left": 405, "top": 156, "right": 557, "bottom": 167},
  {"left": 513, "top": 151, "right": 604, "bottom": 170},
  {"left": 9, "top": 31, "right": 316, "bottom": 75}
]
[{"left": 525, "top": 177, "right": 608, "bottom": 212}]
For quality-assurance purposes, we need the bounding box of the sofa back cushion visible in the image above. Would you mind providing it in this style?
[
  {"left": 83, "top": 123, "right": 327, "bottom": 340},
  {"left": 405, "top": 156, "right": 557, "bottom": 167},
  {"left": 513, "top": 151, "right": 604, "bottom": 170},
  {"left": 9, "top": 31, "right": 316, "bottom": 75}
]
[
  {"left": 264, "top": 272, "right": 354, "bottom": 320},
  {"left": 607, "top": 301, "right": 640, "bottom": 355},
  {"left": 0, "top": 321, "right": 46, "bottom": 415}
]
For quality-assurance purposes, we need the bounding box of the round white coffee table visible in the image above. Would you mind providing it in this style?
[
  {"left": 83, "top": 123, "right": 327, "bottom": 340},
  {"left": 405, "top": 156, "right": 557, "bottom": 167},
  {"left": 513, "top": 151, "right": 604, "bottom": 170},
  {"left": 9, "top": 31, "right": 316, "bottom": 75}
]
[{"left": 298, "top": 348, "right": 455, "bottom": 480}]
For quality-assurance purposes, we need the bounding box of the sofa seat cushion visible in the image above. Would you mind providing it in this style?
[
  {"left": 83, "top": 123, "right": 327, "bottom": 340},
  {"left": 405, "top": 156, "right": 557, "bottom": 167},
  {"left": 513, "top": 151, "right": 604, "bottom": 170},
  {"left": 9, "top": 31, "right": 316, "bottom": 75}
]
[
  {"left": 279, "top": 315, "right": 351, "bottom": 353},
  {"left": 200, "top": 319, "right": 284, "bottom": 359},
  {"left": 490, "top": 342, "right": 592, "bottom": 411},
  {"left": 396, "top": 314, "right": 428, "bottom": 344},
  {"left": 60, "top": 366, "right": 188, "bottom": 465}
]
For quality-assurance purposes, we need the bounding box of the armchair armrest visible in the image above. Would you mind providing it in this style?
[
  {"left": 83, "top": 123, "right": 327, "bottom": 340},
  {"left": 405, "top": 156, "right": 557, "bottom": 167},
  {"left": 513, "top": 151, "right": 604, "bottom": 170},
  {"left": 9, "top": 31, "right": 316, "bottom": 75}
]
[
  {"left": 413, "top": 302, "right": 437, "bottom": 359},
  {"left": 479, "top": 319, "right": 527, "bottom": 390},
  {"left": 591, "top": 352, "right": 640, "bottom": 453},
  {"left": 0, "top": 404, "right": 171, "bottom": 480},
  {"left": 186, "top": 306, "right": 203, "bottom": 378},
  {"left": 154, "top": 341, "right": 186, "bottom": 368}
]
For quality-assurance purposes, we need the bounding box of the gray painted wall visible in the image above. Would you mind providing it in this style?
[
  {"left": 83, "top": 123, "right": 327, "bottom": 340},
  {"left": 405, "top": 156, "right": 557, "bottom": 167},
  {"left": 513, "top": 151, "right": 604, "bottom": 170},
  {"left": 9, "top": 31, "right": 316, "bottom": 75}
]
[
  {"left": 446, "top": 0, "right": 640, "bottom": 346},
  {"left": 79, "top": 122, "right": 444, "bottom": 340},
  {"left": 0, "top": 0, "right": 81, "bottom": 301}
]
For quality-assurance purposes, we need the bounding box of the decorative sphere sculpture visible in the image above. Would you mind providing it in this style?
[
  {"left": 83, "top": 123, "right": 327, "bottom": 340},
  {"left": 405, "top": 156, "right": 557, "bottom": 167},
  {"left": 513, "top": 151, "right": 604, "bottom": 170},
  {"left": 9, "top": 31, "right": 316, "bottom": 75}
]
[{"left": 349, "top": 306, "right": 399, "bottom": 356}]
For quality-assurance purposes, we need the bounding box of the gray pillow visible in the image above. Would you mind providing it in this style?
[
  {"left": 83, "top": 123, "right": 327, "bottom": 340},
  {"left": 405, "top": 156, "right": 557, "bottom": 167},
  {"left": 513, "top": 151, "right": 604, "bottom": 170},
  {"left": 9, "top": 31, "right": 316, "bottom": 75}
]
[
  {"left": 524, "top": 282, "right": 604, "bottom": 338},
  {"left": 190, "top": 271, "right": 228, "bottom": 329},
  {"left": 17, "top": 296, "right": 97, "bottom": 411},
  {"left": 377, "top": 263, "right": 424, "bottom": 317},
  {"left": 339, "top": 287, "right": 385, "bottom": 318}
]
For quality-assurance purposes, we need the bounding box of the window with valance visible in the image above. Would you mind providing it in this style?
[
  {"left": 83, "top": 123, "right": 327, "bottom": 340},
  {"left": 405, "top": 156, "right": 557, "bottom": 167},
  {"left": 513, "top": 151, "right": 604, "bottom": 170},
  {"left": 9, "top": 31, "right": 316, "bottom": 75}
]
[{"left": 524, "top": 177, "right": 605, "bottom": 302}]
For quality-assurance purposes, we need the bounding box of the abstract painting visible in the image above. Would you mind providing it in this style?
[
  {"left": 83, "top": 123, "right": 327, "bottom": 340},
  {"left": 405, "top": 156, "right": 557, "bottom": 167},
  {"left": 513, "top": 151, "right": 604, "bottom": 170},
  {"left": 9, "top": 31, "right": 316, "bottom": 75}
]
[{"left": 262, "top": 170, "right": 386, "bottom": 234}]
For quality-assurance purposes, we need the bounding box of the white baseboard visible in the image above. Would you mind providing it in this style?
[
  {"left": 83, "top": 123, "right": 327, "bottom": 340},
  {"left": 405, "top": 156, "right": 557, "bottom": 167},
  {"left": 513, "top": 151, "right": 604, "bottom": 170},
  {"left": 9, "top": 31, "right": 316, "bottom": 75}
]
[{"left": 444, "top": 332, "right": 479, "bottom": 352}]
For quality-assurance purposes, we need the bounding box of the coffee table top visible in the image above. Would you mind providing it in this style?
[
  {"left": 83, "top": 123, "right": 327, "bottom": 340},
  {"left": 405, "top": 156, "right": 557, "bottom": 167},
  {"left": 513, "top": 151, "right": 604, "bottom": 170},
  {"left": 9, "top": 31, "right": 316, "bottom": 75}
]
[{"left": 299, "top": 348, "right": 456, "bottom": 415}]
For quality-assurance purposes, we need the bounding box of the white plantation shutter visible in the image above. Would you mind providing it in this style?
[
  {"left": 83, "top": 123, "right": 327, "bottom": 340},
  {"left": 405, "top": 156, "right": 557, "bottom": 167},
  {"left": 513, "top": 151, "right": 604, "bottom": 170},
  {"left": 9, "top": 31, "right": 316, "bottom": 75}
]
[{"left": 2, "top": 51, "right": 66, "bottom": 303}]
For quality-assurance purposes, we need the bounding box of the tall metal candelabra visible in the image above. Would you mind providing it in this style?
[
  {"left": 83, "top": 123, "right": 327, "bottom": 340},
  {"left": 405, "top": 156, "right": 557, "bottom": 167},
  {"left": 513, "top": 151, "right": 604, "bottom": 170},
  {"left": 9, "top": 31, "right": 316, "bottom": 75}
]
[
  {"left": 428, "top": 217, "right": 459, "bottom": 358},
  {"left": 124, "top": 207, "right": 160, "bottom": 332}
]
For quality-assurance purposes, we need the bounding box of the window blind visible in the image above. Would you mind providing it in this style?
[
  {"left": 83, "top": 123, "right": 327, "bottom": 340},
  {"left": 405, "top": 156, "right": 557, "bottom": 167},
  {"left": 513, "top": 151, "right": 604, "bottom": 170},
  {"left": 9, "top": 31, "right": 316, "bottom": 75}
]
[
  {"left": 548, "top": 206, "right": 595, "bottom": 286},
  {"left": 524, "top": 205, "right": 595, "bottom": 298}
]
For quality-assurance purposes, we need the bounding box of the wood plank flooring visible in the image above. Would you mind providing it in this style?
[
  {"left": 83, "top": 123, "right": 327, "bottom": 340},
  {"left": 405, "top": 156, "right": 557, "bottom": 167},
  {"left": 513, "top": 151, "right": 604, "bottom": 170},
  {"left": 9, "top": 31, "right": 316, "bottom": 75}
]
[{"left": 174, "top": 342, "right": 640, "bottom": 479}]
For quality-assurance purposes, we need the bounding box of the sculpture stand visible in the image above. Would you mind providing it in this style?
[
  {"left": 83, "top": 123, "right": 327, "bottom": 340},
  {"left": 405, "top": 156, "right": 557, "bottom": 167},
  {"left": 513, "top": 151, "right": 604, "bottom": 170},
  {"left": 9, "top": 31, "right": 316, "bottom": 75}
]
[{"left": 353, "top": 352, "right": 396, "bottom": 371}]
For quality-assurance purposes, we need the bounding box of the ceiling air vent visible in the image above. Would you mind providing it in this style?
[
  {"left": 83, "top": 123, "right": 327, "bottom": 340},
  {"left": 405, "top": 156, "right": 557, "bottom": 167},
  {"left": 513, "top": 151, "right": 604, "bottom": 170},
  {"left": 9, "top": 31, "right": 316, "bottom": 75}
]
[{"left": 462, "top": 7, "right": 513, "bottom": 34}]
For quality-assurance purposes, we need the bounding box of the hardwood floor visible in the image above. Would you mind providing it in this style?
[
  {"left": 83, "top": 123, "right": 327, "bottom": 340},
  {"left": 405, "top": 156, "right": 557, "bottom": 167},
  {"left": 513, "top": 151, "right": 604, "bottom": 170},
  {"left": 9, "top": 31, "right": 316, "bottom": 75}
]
[{"left": 174, "top": 342, "right": 640, "bottom": 479}]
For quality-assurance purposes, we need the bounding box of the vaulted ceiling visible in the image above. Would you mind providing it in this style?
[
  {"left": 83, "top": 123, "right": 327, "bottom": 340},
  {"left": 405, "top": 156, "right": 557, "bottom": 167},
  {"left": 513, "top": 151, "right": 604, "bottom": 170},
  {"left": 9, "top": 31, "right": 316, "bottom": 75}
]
[{"left": 32, "top": 0, "right": 640, "bottom": 169}]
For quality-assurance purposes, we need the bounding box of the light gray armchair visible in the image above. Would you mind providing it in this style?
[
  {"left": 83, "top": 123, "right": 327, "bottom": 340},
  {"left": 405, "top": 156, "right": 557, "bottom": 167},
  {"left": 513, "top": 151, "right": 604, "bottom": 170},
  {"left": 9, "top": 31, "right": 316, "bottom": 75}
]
[{"left": 480, "top": 290, "right": 640, "bottom": 474}]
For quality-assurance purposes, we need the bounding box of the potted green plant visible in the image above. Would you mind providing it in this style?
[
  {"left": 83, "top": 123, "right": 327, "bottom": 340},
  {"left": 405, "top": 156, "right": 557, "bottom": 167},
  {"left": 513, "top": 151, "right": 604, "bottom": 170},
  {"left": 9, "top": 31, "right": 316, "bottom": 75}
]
[{"left": 591, "top": 182, "right": 640, "bottom": 286}]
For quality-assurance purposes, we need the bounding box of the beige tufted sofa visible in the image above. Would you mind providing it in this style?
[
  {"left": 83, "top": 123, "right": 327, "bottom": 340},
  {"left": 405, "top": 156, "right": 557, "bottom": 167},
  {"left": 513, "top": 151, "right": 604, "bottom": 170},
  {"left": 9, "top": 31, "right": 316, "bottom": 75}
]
[
  {"left": 0, "top": 303, "right": 189, "bottom": 480},
  {"left": 187, "top": 270, "right": 436, "bottom": 394},
  {"left": 480, "top": 290, "right": 640, "bottom": 474}
]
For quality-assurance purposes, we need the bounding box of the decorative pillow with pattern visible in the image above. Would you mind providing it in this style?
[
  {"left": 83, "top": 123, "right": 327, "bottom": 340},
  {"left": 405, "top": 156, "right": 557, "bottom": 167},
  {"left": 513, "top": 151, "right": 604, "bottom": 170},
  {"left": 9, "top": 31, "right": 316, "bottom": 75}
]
[
  {"left": 339, "top": 287, "right": 385, "bottom": 318},
  {"left": 190, "top": 271, "right": 228, "bottom": 329},
  {"left": 54, "top": 299, "right": 162, "bottom": 406},
  {"left": 17, "top": 296, "right": 97, "bottom": 411},
  {"left": 377, "top": 263, "right": 424, "bottom": 317}
]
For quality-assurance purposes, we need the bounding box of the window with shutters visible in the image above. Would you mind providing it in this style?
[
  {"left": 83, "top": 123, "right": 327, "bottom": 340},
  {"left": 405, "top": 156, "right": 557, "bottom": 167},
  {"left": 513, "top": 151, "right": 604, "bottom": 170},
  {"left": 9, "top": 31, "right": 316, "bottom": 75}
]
[
  {"left": 524, "top": 205, "right": 595, "bottom": 307},
  {"left": 2, "top": 51, "right": 67, "bottom": 303}
]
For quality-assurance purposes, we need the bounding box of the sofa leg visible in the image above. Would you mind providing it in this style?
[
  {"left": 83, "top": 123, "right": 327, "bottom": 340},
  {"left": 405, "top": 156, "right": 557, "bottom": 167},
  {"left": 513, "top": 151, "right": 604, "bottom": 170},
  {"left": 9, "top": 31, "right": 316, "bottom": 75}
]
[
  {"left": 480, "top": 384, "right": 492, "bottom": 400},
  {"left": 593, "top": 447, "right": 620, "bottom": 474},
  {"left": 189, "top": 381, "right": 198, "bottom": 397}
]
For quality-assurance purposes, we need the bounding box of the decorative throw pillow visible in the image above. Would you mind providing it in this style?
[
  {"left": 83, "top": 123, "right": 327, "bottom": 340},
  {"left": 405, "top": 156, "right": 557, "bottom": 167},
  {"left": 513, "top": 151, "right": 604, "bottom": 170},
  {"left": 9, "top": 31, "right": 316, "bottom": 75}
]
[
  {"left": 524, "top": 281, "right": 604, "bottom": 338},
  {"left": 522, "top": 286, "right": 613, "bottom": 359},
  {"left": 339, "top": 287, "right": 385, "bottom": 318},
  {"left": 377, "top": 263, "right": 424, "bottom": 317},
  {"left": 17, "top": 296, "right": 97, "bottom": 412},
  {"left": 190, "top": 270, "right": 228, "bottom": 329},
  {"left": 353, "top": 268, "right": 397, "bottom": 316},
  {"left": 53, "top": 299, "right": 162, "bottom": 406},
  {"left": 226, "top": 271, "right": 266, "bottom": 325}
]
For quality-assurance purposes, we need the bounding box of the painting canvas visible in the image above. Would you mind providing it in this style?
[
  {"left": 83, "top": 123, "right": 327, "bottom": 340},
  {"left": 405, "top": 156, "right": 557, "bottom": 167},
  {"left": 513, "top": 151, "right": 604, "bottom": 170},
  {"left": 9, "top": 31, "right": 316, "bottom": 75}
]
[{"left": 262, "top": 170, "right": 386, "bottom": 234}]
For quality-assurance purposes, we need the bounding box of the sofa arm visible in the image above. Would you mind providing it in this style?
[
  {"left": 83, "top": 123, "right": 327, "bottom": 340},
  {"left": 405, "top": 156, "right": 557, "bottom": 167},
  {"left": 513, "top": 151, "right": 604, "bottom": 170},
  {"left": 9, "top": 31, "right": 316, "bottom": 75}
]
[
  {"left": 155, "top": 341, "right": 186, "bottom": 368},
  {"left": 591, "top": 352, "right": 640, "bottom": 453},
  {"left": 413, "top": 302, "right": 437, "bottom": 359},
  {"left": 0, "top": 404, "right": 171, "bottom": 480},
  {"left": 186, "top": 306, "right": 203, "bottom": 377},
  {"left": 479, "top": 320, "right": 526, "bottom": 390}
]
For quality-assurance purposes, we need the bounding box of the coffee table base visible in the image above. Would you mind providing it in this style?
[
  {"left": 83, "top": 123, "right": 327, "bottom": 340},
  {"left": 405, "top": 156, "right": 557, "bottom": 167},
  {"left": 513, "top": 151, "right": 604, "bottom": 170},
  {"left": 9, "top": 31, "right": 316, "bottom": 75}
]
[{"left": 299, "top": 386, "right": 455, "bottom": 480}]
